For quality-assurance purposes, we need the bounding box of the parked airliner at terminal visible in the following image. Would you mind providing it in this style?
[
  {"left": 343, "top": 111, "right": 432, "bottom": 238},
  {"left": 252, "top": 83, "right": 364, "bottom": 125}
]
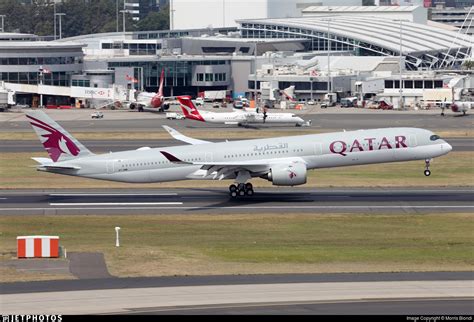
[{"left": 26, "top": 111, "right": 452, "bottom": 198}]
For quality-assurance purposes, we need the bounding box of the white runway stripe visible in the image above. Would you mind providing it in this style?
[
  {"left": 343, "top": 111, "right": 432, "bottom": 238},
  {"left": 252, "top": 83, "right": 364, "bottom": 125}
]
[
  {"left": 49, "top": 202, "right": 183, "bottom": 206},
  {"left": 49, "top": 193, "right": 178, "bottom": 196}
]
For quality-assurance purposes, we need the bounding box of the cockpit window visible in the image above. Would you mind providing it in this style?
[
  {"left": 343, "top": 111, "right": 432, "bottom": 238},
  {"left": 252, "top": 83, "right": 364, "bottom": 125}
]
[{"left": 430, "top": 135, "right": 441, "bottom": 141}]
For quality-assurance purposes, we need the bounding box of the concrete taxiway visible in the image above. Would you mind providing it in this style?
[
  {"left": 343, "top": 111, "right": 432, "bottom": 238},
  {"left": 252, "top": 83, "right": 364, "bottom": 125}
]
[
  {"left": 1, "top": 111, "right": 472, "bottom": 133},
  {"left": 1, "top": 281, "right": 472, "bottom": 314},
  {"left": 0, "top": 187, "right": 472, "bottom": 215},
  {"left": 1, "top": 272, "right": 472, "bottom": 315}
]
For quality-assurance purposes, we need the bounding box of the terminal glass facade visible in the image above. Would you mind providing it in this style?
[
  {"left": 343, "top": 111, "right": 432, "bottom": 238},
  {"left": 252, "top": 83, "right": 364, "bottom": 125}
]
[{"left": 108, "top": 59, "right": 230, "bottom": 94}]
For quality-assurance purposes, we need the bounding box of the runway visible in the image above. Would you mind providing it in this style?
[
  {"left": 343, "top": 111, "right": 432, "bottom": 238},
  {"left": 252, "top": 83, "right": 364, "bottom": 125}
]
[
  {"left": 1, "top": 137, "right": 472, "bottom": 152},
  {"left": 0, "top": 187, "right": 472, "bottom": 215}
]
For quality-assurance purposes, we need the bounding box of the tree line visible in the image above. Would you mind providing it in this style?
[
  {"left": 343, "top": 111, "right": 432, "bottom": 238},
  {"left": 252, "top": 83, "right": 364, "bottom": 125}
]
[{"left": 0, "top": 0, "right": 169, "bottom": 38}]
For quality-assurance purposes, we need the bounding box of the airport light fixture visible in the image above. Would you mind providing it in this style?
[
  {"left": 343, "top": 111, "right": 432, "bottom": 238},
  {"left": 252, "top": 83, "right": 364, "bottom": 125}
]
[
  {"left": 115, "top": 227, "right": 121, "bottom": 247},
  {"left": 0, "top": 15, "right": 5, "bottom": 33},
  {"left": 120, "top": 10, "right": 129, "bottom": 33},
  {"left": 116, "top": 0, "right": 119, "bottom": 32},
  {"left": 55, "top": 13, "right": 66, "bottom": 39},
  {"left": 53, "top": 2, "right": 56, "bottom": 39},
  {"left": 399, "top": 19, "right": 404, "bottom": 110},
  {"left": 326, "top": 9, "right": 332, "bottom": 95}
]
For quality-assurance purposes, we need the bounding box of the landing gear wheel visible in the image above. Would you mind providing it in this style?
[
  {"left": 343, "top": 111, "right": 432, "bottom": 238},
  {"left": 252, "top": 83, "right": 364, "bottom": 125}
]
[
  {"left": 230, "top": 191, "right": 238, "bottom": 198},
  {"left": 424, "top": 159, "right": 431, "bottom": 177},
  {"left": 245, "top": 183, "right": 253, "bottom": 191},
  {"left": 238, "top": 188, "right": 245, "bottom": 196},
  {"left": 229, "top": 184, "right": 237, "bottom": 192},
  {"left": 245, "top": 189, "right": 254, "bottom": 196}
]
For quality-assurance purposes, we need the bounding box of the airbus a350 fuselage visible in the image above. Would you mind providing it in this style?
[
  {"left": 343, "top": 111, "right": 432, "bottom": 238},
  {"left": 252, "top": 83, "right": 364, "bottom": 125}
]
[{"left": 26, "top": 110, "right": 452, "bottom": 198}]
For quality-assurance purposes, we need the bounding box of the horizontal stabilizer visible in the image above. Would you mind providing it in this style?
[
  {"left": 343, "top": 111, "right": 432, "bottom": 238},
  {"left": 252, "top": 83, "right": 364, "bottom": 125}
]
[
  {"left": 40, "top": 165, "right": 81, "bottom": 170},
  {"left": 31, "top": 157, "right": 80, "bottom": 170},
  {"left": 31, "top": 157, "right": 53, "bottom": 165}
]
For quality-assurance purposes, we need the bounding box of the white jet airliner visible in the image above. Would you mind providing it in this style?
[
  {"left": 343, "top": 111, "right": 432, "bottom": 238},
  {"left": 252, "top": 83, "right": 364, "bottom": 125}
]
[
  {"left": 26, "top": 110, "right": 452, "bottom": 198},
  {"left": 177, "top": 96, "right": 310, "bottom": 127}
]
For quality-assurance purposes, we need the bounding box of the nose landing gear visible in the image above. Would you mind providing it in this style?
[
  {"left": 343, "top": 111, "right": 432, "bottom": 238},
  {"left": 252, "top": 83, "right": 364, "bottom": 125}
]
[
  {"left": 229, "top": 183, "right": 254, "bottom": 198},
  {"left": 424, "top": 159, "right": 431, "bottom": 176}
]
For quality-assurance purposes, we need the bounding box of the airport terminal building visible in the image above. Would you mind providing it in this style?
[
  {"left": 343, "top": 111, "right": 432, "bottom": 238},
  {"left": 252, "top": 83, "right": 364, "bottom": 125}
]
[{"left": 0, "top": 4, "right": 472, "bottom": 107}]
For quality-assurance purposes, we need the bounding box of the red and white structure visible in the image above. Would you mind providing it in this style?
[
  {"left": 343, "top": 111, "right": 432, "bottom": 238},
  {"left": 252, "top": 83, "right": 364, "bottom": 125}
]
[{"left": 17, "top": 236, "right": 59, "bottom": 258}]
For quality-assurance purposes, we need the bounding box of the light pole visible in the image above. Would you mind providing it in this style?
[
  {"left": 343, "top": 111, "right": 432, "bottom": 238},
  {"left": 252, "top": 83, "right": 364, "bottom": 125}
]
[
  {"left": 39, "top": 66, "right": 44, "bottom": 108},
  {"left": 170, "top": 0, "right": 175, "bottom": 30},
  {"left": 55, "top": 13, "right": 65, "bottom": 39},
  {"left": 399, "top": 19, "right": 404, "bottom": 110},
  {"left": 116, "top": 0, "right": 119, "bottom": 33},
  {"left": 0, "top": 15, "right": 5, "bottom": 33},
  {"left": 254, "top": 41, "right": 258, "bottom": 110},
  {"left": 53, "top": 2, "right": 56, "bottom": 39},
  {"left": 327, "top": 17, "right": 331, "bottom": 95},
  {"left": 120, "top": 10, "right": 127, "bottom": 33}
]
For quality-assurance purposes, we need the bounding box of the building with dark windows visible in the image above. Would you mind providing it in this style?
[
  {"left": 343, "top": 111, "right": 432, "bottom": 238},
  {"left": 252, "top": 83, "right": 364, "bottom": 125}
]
[
  {"left": 0, "top": 42, "right": 83, "bottom": 86},
  {"left": 125, "top": 0, "right": 161, "bottom": 21},
  {"left": 430, "top": 6, "right": 474, "bottom": 35}
]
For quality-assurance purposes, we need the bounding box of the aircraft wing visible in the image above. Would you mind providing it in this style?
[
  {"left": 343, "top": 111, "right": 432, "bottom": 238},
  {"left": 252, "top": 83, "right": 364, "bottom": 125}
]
[
  {"left": 160, "top": 151, "right": 305, "bottom": 180},
  {"left": 162, "top": 125, "right": 211, "bottom": 145}
]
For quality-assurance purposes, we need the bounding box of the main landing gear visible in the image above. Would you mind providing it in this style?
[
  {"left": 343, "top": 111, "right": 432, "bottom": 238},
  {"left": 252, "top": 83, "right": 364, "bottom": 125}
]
[
  {"left": 424, "top": 159, "right": 431, "bottom": 176},
  {"left": 229, "top": 183, "right": 254, "bottom": 198}
]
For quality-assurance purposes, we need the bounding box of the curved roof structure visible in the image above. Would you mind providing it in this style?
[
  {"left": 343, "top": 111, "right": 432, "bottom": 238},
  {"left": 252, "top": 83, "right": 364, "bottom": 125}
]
[{"left": 238, "top": 16, "right": 473, "bottom": 69}]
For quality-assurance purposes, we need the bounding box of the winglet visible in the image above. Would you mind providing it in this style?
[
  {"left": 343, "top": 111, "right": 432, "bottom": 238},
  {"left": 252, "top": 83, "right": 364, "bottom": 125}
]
[
  {"left": 162, "top": 125, "right": 211, "bottom": 145},
  {"left": 160, "top": 151, "right": 189, "bottom": 164}
]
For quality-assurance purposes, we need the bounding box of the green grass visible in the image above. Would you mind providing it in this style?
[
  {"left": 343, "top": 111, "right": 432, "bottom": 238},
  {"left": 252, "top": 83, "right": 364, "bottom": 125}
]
[
  {"left": 1, "top": 213, "right": 473, "bottom": 282},
  {"left": 1, "top": 151, "right": 472, "bottom": 189},
  {"left": 0, "top": 129, "right": 473, "bottom": 141}
]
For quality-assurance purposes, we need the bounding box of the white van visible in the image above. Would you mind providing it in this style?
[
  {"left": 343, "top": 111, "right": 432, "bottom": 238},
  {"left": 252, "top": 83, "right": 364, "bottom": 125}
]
[{"left": 195, "top": 97, "right": 204, "bottom": 106}]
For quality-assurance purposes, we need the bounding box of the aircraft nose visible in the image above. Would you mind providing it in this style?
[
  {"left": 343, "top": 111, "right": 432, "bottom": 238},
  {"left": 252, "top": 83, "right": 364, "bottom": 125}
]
[{"left": 443, "top": 142, "right": 452, "bottom": 153}]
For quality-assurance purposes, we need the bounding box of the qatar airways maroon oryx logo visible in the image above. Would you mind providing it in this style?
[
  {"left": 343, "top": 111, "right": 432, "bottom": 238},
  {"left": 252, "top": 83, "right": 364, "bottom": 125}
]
[
  {"left": 329, "top": 136, "right": 408, "bottom": 156},
  {"left": 27, "top": 115, "right": 80, "bottom": 162}
]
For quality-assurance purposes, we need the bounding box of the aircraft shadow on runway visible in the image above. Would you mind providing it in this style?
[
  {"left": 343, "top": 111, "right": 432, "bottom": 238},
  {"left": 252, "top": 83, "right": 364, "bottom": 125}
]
[{"left": 186, "top": 191, "right": 315, "bottom": 212}]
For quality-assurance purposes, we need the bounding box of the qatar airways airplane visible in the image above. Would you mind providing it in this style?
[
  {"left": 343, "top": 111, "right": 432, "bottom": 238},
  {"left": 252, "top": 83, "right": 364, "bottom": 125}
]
[
  {"left": 129, "top": 69, "right": 172, "bottom": 112},
  {"left": 177, "top": 96, "right": 310, "bottom": 127},
  {"left": 26, "top": 110, "right": 451, "bottom": 198}
]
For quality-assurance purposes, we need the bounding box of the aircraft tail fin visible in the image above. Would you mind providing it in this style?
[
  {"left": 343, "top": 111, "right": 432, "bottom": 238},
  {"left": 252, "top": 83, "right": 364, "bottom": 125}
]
[
  {"left": 177, "top": 96, "right": 205, "bottom": 122},
  {"left": 157, "top": 69, "right": 165, "bottom": 97},
  {"left": 25, "top": 110, "right": 94, "bottom": 162}
]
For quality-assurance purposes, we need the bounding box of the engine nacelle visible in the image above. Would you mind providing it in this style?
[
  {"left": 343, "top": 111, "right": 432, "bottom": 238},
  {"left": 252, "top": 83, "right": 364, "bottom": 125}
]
[{"left": 267, "top": 162, "right": 307, "bottom": 186}]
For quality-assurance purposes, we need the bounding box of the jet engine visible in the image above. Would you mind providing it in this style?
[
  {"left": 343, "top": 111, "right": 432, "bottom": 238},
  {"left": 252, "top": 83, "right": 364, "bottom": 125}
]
[{"left": 266, "top": 162, "right": 307, "bottom": 186}]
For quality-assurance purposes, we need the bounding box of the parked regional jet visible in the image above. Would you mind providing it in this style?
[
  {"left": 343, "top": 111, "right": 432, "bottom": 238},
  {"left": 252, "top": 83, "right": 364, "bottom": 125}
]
[
  {"left": 26, "top": 110, "right": 451, "bottom": 198},
  {"left": 129, "top": 69, "right": 172, "bottom": 112},
  {"left": 177, "top": 96, "right": 310, "bottom": 127}
]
